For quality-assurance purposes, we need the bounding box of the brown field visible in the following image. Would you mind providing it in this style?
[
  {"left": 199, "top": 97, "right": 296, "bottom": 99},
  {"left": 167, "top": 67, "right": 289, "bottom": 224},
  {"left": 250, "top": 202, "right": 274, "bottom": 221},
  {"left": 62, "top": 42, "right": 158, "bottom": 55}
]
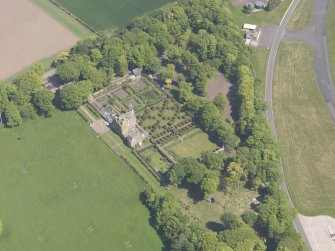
[
  {"left": 207, "top": 72, "right": 233, "bottom": 120},
  {"left": 0, "top": 0, "right": 78, "bottom": 80}
]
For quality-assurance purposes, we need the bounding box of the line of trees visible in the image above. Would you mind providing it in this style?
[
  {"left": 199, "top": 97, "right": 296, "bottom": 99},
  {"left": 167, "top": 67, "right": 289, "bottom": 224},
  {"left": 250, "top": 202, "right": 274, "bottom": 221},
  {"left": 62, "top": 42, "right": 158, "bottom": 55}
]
[{"left": 0, "top": 65, "right": 54, "bottom": 127}]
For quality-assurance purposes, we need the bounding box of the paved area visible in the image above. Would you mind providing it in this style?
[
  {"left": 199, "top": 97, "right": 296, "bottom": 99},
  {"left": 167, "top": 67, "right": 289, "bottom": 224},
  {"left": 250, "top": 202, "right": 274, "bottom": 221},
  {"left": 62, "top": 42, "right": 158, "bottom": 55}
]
[
  {"left": 257, "top": 24, "right": 279, "bottom": 48},
  {"left": 298, "top": 215, "right": 335, "bottom": 251}
]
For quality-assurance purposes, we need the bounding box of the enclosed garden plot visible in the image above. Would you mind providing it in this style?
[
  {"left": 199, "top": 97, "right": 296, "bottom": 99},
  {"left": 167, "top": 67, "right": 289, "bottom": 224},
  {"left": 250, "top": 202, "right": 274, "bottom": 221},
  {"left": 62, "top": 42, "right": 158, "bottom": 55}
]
[
  {"left": 137, "top": 99, "right": 195, "bottom": 145},
  {"left": 166, "top": 130, "right": 218, "bottom": 159}
]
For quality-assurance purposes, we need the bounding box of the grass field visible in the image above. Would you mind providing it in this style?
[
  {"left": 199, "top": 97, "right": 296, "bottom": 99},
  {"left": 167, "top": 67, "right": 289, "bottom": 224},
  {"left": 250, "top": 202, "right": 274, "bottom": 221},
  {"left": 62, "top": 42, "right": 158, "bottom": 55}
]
[
  {"left": 54, "top": 0, "right": 173, "bottom": 31},
  {"left": 0, "top": 111, "right": 162, "bottom": 250},
  {"left": 286, "top": 0, "right": 314, "bottom": 31},
  {"left": 31, "top": 0, "right": 92, "bottom": 39},
  {"left": 327, "top": 0, "right": 335, "bottom": 83},
  {"left": 273, "top": 41, "right": 335, "bottom": 217},
  {"left": 229, "top": 0, "right": 292, "bottom": 27},
  {"left": 167, "top": 131, "right": 218, "bottom": 159}
]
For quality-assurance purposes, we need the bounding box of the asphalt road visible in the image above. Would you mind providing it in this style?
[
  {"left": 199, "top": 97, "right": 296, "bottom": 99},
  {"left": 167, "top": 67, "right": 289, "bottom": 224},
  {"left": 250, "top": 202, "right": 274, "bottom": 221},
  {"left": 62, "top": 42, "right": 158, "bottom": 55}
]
[{"left": 264, "top": 0, "right": 314, "bottom": 249}]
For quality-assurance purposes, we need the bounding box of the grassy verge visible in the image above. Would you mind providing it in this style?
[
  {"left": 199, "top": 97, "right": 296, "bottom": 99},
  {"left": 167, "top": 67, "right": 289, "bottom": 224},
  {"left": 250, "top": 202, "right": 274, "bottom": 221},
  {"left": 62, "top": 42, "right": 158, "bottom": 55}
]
[
  {"left": 30, "top": 0, "right": 92, "bottom": 39},
  {"left": 273, "top": 41, "right": 335, "bottom": 217},
  {"left": 327, "top": 0, "right": 335, "bottom": 83},
  {"left": 286, "top": 0, "right": 314, "bottom": 31},
  {"left": 229, "top": 0, "right": 292, "bottom": 27},
  {"left": 0, "top": 111, "right": 162, "bottom": 250}
]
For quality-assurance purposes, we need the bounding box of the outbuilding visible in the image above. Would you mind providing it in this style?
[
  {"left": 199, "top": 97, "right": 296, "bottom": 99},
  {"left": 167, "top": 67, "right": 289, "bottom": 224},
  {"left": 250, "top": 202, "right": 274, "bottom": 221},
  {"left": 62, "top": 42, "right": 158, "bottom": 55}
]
[
  {"left": 243, "top": 23, "right": 257, "bottom": 30},
  {"left": 254, "top": 1, "right": 266, "bottom": 9}
]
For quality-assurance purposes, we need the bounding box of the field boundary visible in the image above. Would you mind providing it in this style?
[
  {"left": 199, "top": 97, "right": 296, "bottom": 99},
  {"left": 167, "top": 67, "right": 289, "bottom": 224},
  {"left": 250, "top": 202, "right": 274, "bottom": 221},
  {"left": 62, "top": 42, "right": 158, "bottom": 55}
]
[{"left": 47, "top": 0, "right": 99, "bottom": 35}]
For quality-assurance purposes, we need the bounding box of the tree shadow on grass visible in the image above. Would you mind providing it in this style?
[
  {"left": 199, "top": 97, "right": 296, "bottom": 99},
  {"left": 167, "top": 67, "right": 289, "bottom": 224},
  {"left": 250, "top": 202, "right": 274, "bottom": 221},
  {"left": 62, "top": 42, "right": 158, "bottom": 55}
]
[
  {"left": 206, "top": 221, "right": 224, "bottom": 232},
  {"left": 179, "top": 182, "right": 204, "bottom": 203}
]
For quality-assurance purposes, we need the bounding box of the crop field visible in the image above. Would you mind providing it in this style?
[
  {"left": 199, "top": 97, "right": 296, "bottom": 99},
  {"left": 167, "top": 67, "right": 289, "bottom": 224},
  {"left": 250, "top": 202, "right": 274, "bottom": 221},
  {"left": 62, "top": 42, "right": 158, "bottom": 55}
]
[
  {"left": 166, "top": 130, "right": 218, "bottom": 159},
  {"left": 0, "top": 0, "right": 78, "bottom": 81},
  {"left": 0, "top": 111, "right": 162, "bottom": 250},
  {"left": 273, "top": 41, "right": 335, "bottom": 216},
  {"left": 286, "top": 0, "right": 314, "bottom": 31},
  {"left": 55, "top": 0, "right": 173, "bottom": 30}
]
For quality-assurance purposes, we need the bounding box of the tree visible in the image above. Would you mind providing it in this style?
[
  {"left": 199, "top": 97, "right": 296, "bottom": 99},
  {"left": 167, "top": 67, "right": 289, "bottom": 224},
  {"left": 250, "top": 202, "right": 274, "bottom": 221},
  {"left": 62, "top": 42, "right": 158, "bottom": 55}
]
[
  {"left": 241, "top": 210, "right": 257, "bottom": 225},
  {"left": 213, "top": 93, "right": 226, "bottom": 112},
  {"left": 0, "top": 220, "right": 3, "bottom": 235},
  {"left": 33, "top": 89, "right": 55, "bottom": 117},
  {"left": 200, "top": 151, "right": 226, "bottom": 170},
  {"left": 115, "top": 55, "right": 128, "bottom": 76},
  {"left": 224, "top": 162, "right": 244, "bottom": 190},
  {"left": 178, "top": 81, "right": 193, "bottom": 102},
  {"left": 60, "top": 80, "right": 93, "bottom": 110},
  {"left": 4, "top": 103, "right": 22, "bottom": 127},
  {"left": 200, "top": 175, "right": 219, "bottom": 201},
  {"left": 90, "top": 48, "right": 103, "bottom": 63},
  {"left": 220, "top": 212, "right": 243, "bottom": 230},
  {"left": 0, "top": 86, "right": 9, "bottom": 113},
  {"left": 19, "top": 103, "right": 37, "bottom": 120}
]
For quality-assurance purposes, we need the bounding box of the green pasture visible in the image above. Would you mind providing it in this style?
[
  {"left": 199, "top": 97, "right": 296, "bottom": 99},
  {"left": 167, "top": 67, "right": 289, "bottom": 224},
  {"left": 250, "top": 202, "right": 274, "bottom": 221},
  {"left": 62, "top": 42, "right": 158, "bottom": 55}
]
[
  {"left": 54, "top": 0, "right": 173, "bottom": 31},
  {"left": 0, "top": 111, "right": 162, "bottom": 250},
  {"left": 273, "top": 41, "right": 335, "bottom": 217}
]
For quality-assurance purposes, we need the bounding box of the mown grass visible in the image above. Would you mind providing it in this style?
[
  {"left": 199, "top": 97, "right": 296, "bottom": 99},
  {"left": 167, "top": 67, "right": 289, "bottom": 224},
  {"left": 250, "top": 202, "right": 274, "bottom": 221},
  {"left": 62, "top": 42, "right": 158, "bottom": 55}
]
[
  {"left": 167, "top": 131, "right": 218, "bottom": 159},
  {"left": 55, "top": 0, "right": 173, "bottom": 31},
  {"left": 229, "top": 0, "right": 292, "bottom": 27},
  {"left": 327, "top": 0, "right": 335, "bottom": 83},
  {"left": 286, "top": 0, "right": 314, "bottom": 31},
  {"left": 0, "top": 111, "right": 162, "bottom": 250},
  {"left": 31, "top": 0, "right": 92, "bottom": 39},
  {"left": 273, "top": 41, "right": 335, "bottom": 217}
]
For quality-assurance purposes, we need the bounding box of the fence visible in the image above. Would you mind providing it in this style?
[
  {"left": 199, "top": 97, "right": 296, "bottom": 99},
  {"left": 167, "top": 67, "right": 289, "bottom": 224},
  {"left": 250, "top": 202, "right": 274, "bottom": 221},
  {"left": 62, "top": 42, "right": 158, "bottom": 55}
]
[{"left": 48, "top": 0, "right": 99, "bottom": 35}]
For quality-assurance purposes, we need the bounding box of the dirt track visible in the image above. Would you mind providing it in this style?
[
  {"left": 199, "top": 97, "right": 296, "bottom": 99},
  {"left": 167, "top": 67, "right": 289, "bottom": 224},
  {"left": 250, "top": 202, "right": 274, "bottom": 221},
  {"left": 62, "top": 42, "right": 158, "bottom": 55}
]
[{"left": 0, "top": 0, "right": 78, "bottom": 80}]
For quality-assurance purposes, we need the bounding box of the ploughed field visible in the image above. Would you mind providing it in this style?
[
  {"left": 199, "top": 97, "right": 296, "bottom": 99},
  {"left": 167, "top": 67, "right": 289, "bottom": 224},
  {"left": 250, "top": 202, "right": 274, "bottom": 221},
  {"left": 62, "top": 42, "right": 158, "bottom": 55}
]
[
  {"left": 273, "top": 41, "right": 335, "bottom": 216},
  {"left": 55, "top": 0, "right": 173, "bottom": 30},
  {"left": 0, "top": 0, "right": 78, "bottom": 81},
  {"left": 0, "top": 111, "right": 162, "bottom": 250}
]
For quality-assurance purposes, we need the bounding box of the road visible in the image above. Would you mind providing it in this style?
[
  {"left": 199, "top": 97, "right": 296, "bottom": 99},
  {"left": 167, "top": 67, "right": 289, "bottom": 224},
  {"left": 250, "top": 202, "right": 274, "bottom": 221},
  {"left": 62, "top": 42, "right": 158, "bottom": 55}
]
[{"left": 264, "top": 0, "right": 313, "bottom": 249}]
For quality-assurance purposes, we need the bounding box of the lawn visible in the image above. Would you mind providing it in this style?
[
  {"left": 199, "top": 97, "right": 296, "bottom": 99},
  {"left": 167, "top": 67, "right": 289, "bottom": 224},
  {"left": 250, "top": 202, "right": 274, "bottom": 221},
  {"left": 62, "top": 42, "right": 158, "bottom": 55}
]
[
  {"left": 31, "top": 0, "right": 92, "bottom": 39},
  {"left": 229, "top": 0, "right": 292, "bottom": 27},
  {"left": 0, "top": 111, "right": 162, "bottom": 250},
  {"left": 286, "top": 0, "right": 314, "bottom": 31},
  {"left": 273, "top": 41, "right": 335, "bottom": 217},
  {"left": 327, "top": 0, "right": 335, "bottom": 83},
  {"left": 167, "top": 131, "right": 218, "bottom": 159},
  {"left": 54, "top": 0, "right": 173, "bottom": 31},
  {"left": 142, "top": 149, "right": 170, "bottom": 173}
]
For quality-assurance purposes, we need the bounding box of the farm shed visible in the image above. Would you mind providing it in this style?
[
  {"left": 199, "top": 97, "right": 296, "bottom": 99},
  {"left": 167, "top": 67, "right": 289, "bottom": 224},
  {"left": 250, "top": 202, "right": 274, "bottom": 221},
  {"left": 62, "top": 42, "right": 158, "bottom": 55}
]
[{"left": 243, "top": 23, "right": 257, "bottom": 30}]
